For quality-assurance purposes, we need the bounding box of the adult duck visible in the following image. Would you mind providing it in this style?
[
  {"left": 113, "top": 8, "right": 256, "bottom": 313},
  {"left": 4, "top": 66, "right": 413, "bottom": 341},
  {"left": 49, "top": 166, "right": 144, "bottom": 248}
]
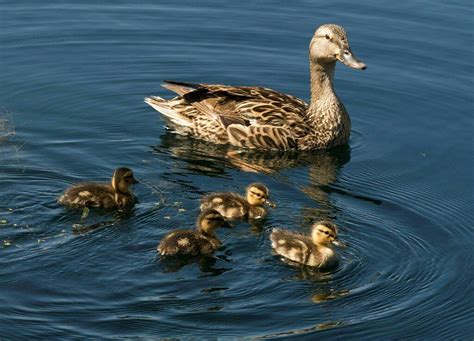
[{"left": 145, "top": 24, "right": 366, "bottom": 150}]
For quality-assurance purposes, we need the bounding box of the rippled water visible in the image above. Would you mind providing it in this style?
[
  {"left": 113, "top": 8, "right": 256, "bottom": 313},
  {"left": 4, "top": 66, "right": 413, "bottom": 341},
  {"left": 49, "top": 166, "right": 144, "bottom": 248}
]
[{"left": 1, "top": 0, "right": 473, "bottom": 339}]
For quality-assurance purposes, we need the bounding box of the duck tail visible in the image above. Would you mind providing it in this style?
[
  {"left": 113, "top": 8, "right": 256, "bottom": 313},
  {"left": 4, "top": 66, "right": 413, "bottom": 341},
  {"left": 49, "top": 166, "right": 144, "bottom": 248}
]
[
  {"left": 161, "top": 80, "right": 201, "bottom": 96},
  {"left": 144, "top": 96, "right": 193, "bottom": 128},
  {"left": 270, "top": 228, "right": 283, "bottom": 249}
]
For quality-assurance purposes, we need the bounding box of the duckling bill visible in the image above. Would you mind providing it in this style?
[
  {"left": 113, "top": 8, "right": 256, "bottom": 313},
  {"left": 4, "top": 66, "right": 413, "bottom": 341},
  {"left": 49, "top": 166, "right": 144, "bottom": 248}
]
[
  {"left": 157, "top": 209, "right": 230, "bottom": 256},
  {"left": 270, "top": 221, "right": 343, "bottom": 269},
  {"left": 200, "top": 183, "right": 272, "bottom": 220},
  {"left": 58, "top": 167, "right": 138, "bottom": 210}
]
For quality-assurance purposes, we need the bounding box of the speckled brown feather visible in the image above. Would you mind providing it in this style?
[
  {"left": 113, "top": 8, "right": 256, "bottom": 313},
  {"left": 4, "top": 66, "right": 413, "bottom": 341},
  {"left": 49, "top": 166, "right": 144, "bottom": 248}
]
[
  {"left": 58, "top": 183, "right": 135, "bottom": 209},
  {"left": 200, "top": 192, "right": 249, "bottom": 219},
  {"left": 145, "top": 24, "right": 363, "bottom": 150},
  {"left": 146, "top": 82, "right": 309, "bottom": 149},
  {"left": 157, "top": 229, "right": 220, "bottom": 256},
  {"left": 200, "top": 192, "right": 267, "bottom": 220},
  {"left": 270, "top": 228, "right": 338, "bottom": 268}
]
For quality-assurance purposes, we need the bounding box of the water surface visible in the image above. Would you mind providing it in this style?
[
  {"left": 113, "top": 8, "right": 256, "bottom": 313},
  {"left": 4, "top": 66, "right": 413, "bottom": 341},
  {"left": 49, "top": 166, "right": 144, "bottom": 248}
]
[{"left": 1, "top": 0, "right": 473, "bottom": 339}]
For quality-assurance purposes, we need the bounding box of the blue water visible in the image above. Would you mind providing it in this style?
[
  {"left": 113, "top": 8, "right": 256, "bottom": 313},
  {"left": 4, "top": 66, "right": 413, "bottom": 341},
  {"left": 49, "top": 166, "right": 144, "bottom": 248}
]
[{"left": 1, "top": 0, "right": 473, "bottom": 339}]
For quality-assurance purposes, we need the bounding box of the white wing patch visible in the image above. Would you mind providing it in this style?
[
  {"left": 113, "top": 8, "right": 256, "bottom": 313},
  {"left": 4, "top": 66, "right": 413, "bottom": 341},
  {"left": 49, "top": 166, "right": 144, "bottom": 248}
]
[{"left": 177, "top": 238, "right": 190, "bottom": 247}]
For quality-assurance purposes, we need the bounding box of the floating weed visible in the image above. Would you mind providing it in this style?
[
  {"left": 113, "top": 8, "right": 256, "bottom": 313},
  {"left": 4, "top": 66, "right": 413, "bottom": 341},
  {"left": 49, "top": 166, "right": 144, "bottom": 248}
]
[{"left": 80, "top": 207, "right": 90, "bottom": 221}]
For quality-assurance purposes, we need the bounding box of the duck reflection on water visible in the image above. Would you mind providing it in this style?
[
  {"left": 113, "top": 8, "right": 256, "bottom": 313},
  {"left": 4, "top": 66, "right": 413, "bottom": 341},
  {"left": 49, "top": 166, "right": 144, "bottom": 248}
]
[
  {"left": 159, "top": 253, "right": 233, "bottom": 276},
  {"left": 154, "top": 132, "right": 350, "bottom": 178},
  {"left": 153, "top": 132, "right": 356, "bottom": 221}
]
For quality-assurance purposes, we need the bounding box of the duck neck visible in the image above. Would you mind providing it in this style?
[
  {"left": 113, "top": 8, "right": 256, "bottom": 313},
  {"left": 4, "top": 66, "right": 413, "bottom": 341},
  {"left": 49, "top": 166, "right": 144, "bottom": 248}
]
[
  {"left": 199, "top": 223, "right": 216, "bottom": 239},
  {"left": 307, "top": 60, "right": 339, "bottom": 123},
  {"left": 114, "top": 192, "right": 130, "bottom": 208},
  {"left": 315, "top": 243, "right": 335, "bottom": 259}
]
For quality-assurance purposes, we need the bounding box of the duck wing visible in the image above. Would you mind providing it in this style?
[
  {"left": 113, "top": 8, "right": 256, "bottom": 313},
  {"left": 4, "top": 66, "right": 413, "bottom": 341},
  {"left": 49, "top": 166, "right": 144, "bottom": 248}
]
[
  {"left": 157, "top": 81, "right": 311, "bottom": 150},
  {"left": 158, "top": 230, "right": 208, "bottom": 256},
  {"left": 200, "top": 192, "right": 248, "bottom": 220},
  {"left": 58, "top": 183, "right": 115, "bottom": 208},
  {"left": 270, "top": 228, "right": 313, "bottom": 264}
]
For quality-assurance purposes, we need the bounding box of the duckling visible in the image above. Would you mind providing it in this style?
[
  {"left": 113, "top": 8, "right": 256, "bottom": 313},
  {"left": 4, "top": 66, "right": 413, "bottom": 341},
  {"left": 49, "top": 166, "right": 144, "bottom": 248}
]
[
  {"left": 58, "top": 167, "right": 138, "bottom": 209},
  {"left": 200, "top": 183, "right": 272, "bottom": 220},
  {"left": 270, "top": 221, "right": 343, "bottom": 269},
  {"left": 157, "top": 209, "right": 230, "bottom": 256}
]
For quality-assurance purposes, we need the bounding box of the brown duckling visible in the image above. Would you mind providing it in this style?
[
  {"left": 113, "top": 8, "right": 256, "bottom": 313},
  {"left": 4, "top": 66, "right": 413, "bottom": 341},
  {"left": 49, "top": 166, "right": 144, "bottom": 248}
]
[
  {"left": 157, "top": 209, "right": 230, "bottom": 256},
  {"left": 58, "top": 167, "right": 138, "bottom": 209},
  {"left": 270, "top": 221, "right": 343, "bottom": 269},
  {"left": 200, "top": 183, "right": 272, "bottom": 220}
]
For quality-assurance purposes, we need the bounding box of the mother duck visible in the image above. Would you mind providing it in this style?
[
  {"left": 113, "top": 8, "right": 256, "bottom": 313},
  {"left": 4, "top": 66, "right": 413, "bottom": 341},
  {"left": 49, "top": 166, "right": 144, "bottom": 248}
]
[{"left": 145, "top": 24, "right": 366, "bottom": 150}]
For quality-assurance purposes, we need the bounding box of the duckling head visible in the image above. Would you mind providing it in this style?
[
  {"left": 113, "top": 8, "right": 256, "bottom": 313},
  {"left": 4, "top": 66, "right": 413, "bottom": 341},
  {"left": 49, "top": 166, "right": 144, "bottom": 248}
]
[
  {"left": 197, "top": 209, "right": 231, "bottom": 234},
  {"left": 111, "top": 167, "right": 139, "bottom": 195},
  {"left": 311, "top": 221, "right": 341, "bottom": 247},
  {"left": 246, "top": 183, "right": 270, "bottom": 206},
  {"left": 310, "top": 24, "right": 366, "bottom": 70}
]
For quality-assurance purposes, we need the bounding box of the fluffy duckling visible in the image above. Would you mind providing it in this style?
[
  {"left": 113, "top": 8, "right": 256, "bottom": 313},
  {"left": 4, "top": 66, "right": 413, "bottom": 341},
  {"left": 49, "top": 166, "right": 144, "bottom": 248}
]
[
  {"left": 200, "top": 183, "right": 272, "bottom": 220},
  {"left": 270, "top": 221, "right": 343, "bottom": 269},
  {"left": 157, "top": 209, "right": 230, "bottom": 256},
  {"left": 58, "top": 167, "right": 138, "bottom": 209}
]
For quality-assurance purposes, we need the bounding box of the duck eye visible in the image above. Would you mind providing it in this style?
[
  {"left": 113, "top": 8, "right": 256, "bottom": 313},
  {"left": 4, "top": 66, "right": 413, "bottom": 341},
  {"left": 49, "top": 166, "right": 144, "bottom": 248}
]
[{"left": 325, "top": 34, "right": 330, "bottom": 40}]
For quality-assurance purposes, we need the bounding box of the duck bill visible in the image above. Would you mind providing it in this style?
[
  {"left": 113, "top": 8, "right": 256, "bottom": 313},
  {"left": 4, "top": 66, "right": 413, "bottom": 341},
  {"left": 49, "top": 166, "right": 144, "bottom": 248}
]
[
  {"left": 132, "top": 178, "right": 139, "bottom": 184},
  {"left": 221, "top": 221, "right": 232, "bottom": 228},
  {"left": 265, "top": 200, "right": 277, "bottom": 208},
  {"left": 331, "top": 239, "right": 346, "bottom": 248},
  {"left": 339, "top": 49, "right": 366, "bottom": 70}
]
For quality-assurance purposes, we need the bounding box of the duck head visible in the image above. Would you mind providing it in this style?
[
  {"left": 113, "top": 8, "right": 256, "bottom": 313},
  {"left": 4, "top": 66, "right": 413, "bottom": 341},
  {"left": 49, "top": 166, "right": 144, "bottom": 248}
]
[
  {"left": 311, "top": 220, "right": 343, "bottom": 247},
  {"left": 198, "top": 209, "right": 231, "bottom": 234},
  {"left": 310, "top": 24, "right": 366, "bottom": 70},
  {"left": 246, "top": 183, "right": 270, "bottom": 206},
  {"left": 111, "top": 167, "right": 139, "bottom": 195}
]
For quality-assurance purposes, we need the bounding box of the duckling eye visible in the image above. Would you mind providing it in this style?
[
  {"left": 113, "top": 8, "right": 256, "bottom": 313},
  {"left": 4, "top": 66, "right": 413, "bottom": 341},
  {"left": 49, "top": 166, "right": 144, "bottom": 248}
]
[{"left": 325, "top": 34, "right": 330, "bottom": 40}]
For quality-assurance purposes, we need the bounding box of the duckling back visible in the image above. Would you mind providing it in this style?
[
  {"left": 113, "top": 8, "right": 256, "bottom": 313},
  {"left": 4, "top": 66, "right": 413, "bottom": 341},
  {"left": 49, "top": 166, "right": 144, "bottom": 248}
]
[
  {"left": 58, "top": 182, "right": 135, "bottom": 209},
  {"left": 157, "top": 230, "right": 220, "bottom": 256},
  {"left": 200, "top": 192, "right": 249, "bottom": 220},
  {"left": 58, "top": 183, "right": 116, "bottom": 208}
]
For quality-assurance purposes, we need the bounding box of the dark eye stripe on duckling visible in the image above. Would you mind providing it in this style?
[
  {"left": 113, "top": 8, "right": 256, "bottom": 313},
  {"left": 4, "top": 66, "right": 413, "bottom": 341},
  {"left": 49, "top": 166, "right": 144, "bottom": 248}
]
[
  {"left": 205, "top": 212, "right": 224, "bottom": 219},
  {"left": 318, "top": 229, "right": 336, "bottom": 239},
  {"left": 250, "top": 190, "right": 266, "bottom": 198}
]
